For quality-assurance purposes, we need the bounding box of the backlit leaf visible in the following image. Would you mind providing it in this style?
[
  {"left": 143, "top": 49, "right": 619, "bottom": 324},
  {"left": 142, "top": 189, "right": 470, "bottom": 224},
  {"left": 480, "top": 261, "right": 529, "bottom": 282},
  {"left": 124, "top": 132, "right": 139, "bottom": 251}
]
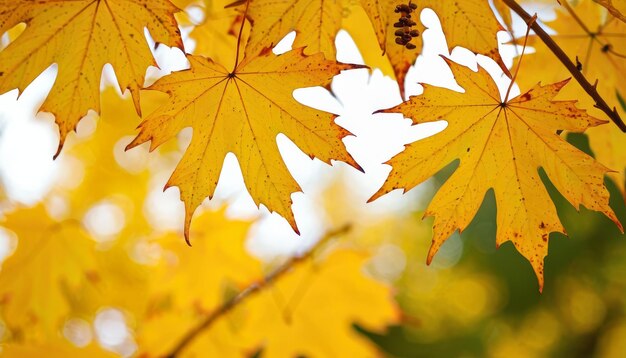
[
  {"left": 127, "top": 49, "right": 362, "bottom": 240},
  {"left": 0, "top": 0, "right": 183, "bottom": 154},
  {"left": 371, "top": 60, "right": 621, "bottom": 290}
]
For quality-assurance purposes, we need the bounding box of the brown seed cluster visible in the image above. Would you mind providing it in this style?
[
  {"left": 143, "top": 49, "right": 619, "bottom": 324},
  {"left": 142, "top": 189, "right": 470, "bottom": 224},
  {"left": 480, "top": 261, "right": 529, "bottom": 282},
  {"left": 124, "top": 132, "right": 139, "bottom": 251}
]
[{"left": 394, "top": 2, "right": 419, "bottom": 50}]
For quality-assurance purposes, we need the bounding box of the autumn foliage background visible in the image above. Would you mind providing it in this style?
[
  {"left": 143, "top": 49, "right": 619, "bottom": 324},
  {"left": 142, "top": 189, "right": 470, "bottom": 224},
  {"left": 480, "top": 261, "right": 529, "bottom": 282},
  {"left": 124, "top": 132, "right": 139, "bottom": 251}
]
[{"left": 0, "top": 0, "right": 626, "bottom": 357}]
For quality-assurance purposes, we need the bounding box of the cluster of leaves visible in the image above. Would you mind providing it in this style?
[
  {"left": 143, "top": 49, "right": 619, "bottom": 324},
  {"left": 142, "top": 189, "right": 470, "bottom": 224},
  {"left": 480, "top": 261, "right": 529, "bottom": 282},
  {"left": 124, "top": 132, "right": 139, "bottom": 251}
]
[
  {"left": 0, "top": 0, "right": 626, "bottom": 354},
  {"left": 0, "top": 91, "right": 399, "bottom": 356}
]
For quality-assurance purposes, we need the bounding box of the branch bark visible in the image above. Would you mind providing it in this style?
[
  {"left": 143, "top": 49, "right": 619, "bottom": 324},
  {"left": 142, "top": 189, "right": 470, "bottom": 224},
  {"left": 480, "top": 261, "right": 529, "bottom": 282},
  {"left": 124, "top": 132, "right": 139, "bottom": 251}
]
[
  {"left": 502, "top": 0, "right": 626, "bottom": 132},
  {"left": 165, "top": 224, "right": 353, "bottom": 358}
]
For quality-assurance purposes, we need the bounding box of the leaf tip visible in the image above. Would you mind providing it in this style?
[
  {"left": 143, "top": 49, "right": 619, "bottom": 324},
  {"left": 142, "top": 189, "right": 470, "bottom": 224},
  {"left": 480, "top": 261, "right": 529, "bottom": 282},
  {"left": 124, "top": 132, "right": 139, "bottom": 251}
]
[
  {"left": 344, "top": 63, "right": 369, "bottom": 72},
  {"left": 184, "top": 213, "right": 193, "bottom": 246},
  {"left": 53, "top": 141, "right": 64, "bottom": 160},
  {"left": 125, "top": 139, "right": 137, "bottom": 152},
  {"left": 367, "top": 188, "right": 386, "bottom": 203},
  {"left": 289, "top": 219, "right": 301, "bottom": 236}
]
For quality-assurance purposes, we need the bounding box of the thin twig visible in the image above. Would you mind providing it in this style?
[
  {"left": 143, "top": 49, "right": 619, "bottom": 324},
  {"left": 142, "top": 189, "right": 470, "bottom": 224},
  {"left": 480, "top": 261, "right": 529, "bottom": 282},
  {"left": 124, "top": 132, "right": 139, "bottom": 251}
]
[
  {"left": 232, "top": 0, "right": 250, "bottom": 72},
  {"left": 165, "top": 224, "right": 353, "bottom": 358},
  {"left": 504, "top": 14, "right": 536, "bottom": 103},
  {"left": 561, "top": 0, "right": 593, "bottom": 35},
  {"left": 502, "top": 0, "right": 626, "bottom": 132}
]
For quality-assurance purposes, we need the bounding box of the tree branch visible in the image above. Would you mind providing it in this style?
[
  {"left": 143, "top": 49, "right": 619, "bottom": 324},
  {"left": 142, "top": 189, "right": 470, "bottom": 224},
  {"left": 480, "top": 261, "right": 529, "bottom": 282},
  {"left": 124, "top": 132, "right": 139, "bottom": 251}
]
[
  {"left": 165, "top": 224, "right": 353, "bottom": 358},
  {"left": 502, "top": 0, "right": 626, "bottom": 132}
]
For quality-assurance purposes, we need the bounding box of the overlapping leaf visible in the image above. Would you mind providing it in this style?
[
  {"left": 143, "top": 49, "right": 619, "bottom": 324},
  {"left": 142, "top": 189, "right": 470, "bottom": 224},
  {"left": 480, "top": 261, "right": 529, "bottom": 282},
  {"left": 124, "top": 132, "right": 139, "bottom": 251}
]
[
  {"left": 127, "top": 49, "right": 362, "bottom": 240},
  {"left": 513, "top": 0, "right": 626, "bottom": 196},
  {"left": 149, "top": 210, "right": 262, "bottom": 311},
  {"left": 355, "top": 0, "right": 425, "bottom": 96},
  {"left": 245, "top": 0, "right": 345, "bottom": 59},
  {"left": 230, "top": 249, "right": 398, "bottom": 358},
  {"left": 138, "top": 247, "right": 398, "bottom": 358},
  {"left": 421, "top": 1, "right": 506, "bottom": 70},
  {"left": 0, "top": 91, "right": 170, "bottom": 341},
  {"left": 371, "top": 60, "right": 621, "bottom": 289},
  {"left": 357, "top": 0, "right": 506, "bottom": 94},
  {"left": 189, "top": 0, "right": 246, "bottom": 65},
  {"left": 135, "top": 210, "right": 263, "bottom": 357},
  {"left": 493, "top": 0, "right": 513, "bottom": 33},
  {"left": 0, "top": 205, "right": 97, "bottom": 339},
  {"left": 0, "top": 0, "right": 183, "bottom": 154},
  {"left": 0, "top": 343, "right": 115, "bottom": 358},
  {"left": 594, "top": 0, "right": 626, "bottom": 22}
]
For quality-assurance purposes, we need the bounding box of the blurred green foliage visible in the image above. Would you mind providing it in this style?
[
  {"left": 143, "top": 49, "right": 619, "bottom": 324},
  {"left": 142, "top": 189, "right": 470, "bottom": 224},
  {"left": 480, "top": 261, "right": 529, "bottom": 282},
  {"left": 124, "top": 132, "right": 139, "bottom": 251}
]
[{"left": 358, "top": 133, "right": 626, "bottom": 358}]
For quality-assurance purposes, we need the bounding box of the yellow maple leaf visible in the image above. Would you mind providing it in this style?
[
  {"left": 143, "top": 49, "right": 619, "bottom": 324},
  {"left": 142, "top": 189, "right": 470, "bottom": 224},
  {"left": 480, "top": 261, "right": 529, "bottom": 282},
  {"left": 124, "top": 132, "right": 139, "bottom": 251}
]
[
  {"left": 587, "top": 124, "right": 626, "bottom": 193},
  {"left": 421, "top": 0, "right": 506, "bottom": 71},
  {"left": 0, "top": 90, "right": 171, "bottom": 336},
  {"left": 492, "top": 0, "right": 558, "bottom": 34},
  {"left": 354, "top": 0, "right": 424, "bottom": 96},
  {"left": 356, "top": 0, "right": 506, "bottom": 95},
  {"left": 493, "top": 0, "right": 513, "bottom": 33},
  {"left": 517, "top": 0, "right": 626, "bottom": 105},
  {"left": 189, "top": 0, "right": 246, "bottom": 65},
  {"left": 137, "top": 309, "right": 254, "bottom": 357},
  {"left": 127, "top": 49, "right": 362, "bottom": 241},
  {"left": 60, "top": 89, "right": 158, "bottom": 214},
  {"left": 0, "top": 342, "right": 116, "bottom": 358},
  {"left": 134, "top": 209, "right": 261, "bottom": 357},
  {"left": 513, "top": 0, "right": 626, "bottom": 196},
  {"left": 135, "top": 212, "right": 397, "bottom": 357},
  {"left": 172, "top": 249, "right": 398, "bottom": 358},
  {"left": 244, "top": 0, "right": 345, "bottom": 59},
  {"left": 0, "top": 0, "right": 183, "bottom": 155},
  {"left": 594, "top": 0, "right": 626, "bottom": 22},
  {"left": 341, "top": 5, "right": 396, "bottom": 78},
  {"left": 150, "top": 209, "right": 262, "bottom": 311},
  {"left": 236, "top": 249, "right": 398, "bottom": 357},
  {"left": 0, "top": 205, "right": 97, "bottom": 339},
  {"left": 370, "top": 60, "right": 621, "bottom": 290}
]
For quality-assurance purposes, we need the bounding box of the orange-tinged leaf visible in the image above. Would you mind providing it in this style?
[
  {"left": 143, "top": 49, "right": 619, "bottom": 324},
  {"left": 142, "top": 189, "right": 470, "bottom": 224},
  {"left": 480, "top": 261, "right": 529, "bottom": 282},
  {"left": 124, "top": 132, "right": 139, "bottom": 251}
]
[
  {"left": 0, "top": 205, "right": 97, "bottom": 338},
  {"left": 127, "top": 49, "right": 362, "bottom": 241},
  {"left": 594, "top": 0, "right": 626, "bottom": 22},
  {"left": 244, "top": 0, "right": 345, "bottom": 59},
  {"left": 0, "top": 0, "right": 183, "bottom": 155},
  {"left": 371, "top": 60, "right": 621, "bottom": 290}
]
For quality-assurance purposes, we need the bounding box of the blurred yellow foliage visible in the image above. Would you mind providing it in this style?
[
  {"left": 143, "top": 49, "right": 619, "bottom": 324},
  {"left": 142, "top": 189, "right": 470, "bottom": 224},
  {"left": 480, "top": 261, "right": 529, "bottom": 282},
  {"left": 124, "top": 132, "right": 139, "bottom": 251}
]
[
  {"left": 0, "top": 91, "right": 397, "bottom": 357},
  {"left": 0, "top": 204, "right": 97, "bottom": 340}
]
